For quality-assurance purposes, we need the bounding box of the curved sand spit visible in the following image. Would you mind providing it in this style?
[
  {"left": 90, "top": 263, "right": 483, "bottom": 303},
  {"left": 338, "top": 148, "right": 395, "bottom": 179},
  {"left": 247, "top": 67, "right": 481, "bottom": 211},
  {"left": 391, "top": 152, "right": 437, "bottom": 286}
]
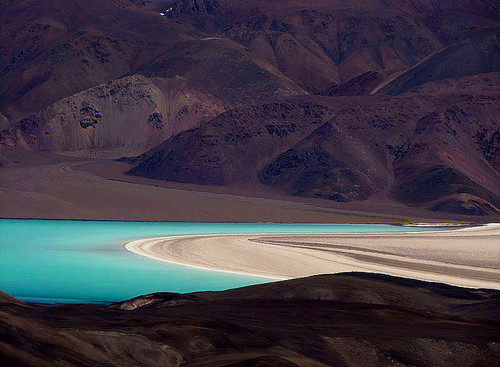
[{"left": 125, "top": 224, "right": 500, "bottom": 289}]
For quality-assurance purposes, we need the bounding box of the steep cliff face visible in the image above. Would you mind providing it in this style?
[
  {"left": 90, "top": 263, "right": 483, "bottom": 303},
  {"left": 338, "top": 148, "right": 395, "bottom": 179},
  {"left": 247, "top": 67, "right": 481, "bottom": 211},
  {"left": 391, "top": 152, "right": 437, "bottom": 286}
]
[{"left": 0, "top": 75, "right": 225, "bottom": 151}]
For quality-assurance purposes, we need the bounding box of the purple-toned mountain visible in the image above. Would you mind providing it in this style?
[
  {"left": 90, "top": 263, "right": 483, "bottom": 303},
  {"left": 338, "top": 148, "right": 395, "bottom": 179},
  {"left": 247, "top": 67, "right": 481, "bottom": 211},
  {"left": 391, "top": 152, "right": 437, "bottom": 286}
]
[
  {"left": 0, "top": 0, "right": 306, "bottom": 155},
  {"left": 378, "top": 27, "right": 500, "bottom": 95},
  {"left": 152, "top": 0, "right": 500, "bottom": 92},
  {"left": 127, "top": 78, "right": 500, "bottom": 215},
  {"left": 0, "top": 0, "right": 499, "bottom": 216}
]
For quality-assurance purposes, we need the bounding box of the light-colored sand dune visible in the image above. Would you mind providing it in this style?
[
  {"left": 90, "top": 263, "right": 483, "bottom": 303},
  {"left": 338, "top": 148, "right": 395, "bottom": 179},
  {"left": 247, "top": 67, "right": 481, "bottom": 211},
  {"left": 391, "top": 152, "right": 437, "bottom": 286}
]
[{"left": 126, "top": 224, "right": 500, "bottom": 289}]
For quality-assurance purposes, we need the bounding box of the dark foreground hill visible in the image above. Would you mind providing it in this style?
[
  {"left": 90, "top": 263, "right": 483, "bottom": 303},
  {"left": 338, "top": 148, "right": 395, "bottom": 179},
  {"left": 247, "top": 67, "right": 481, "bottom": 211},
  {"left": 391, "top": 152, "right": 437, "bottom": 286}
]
[{"left": 1, "top": 273, "right": 499, "bottom": 367}]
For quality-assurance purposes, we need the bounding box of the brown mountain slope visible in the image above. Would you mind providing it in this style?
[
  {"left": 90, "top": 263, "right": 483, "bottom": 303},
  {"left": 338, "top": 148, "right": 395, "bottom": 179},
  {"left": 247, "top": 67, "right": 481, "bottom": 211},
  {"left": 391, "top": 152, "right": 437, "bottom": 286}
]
[
  {"left": 378, "top": 27, "right": 500, "bottom": 95},
  {"left": 1, "top": 0, "right": 499, "bottom": 216},
  {"left": 0, "top": 0, "right": 305, "bottom": 151},
  {"left": 0, "top": 0, "right": 201, "bottom": 121},
  {"left": 126, "top": 98, "right": 339, "bottom": 184},
  {"left": 153, "top": 0, "right": 500, "bottom": 93},
  {"left": 407, "top": 72, "right": 500, "bottom": 95},
  {"left": 1, "top": 0, "right": 497, "bottom": 150},
  {"left": 126, "top": 81, "right": 500, "bottom": 214},
  {"left": 261, "top": 88, "right": 500, "bottom": 213},
  {"left": 132, "top": 36, "right": 306, "bottom": 105},
  {"left": 0, "top": 75, "right": 226, "bottom": 151},
  {"left": 1, "top": 273, "right": 499, "bottom": 367}
]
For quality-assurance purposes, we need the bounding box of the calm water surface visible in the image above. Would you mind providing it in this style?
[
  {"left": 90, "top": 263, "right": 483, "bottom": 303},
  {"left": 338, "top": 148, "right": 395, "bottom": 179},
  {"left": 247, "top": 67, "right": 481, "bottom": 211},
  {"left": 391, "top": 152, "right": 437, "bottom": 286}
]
[{"left": 0, "top": 219, "right": 440, "bottom": 304}]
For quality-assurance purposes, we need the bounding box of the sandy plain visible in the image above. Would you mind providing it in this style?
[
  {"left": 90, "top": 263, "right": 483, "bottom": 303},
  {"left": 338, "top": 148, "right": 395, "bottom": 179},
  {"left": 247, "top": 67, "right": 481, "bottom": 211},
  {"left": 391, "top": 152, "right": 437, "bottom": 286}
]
[
  {"left": 126, "top": 223, "right": 500, "bottom": 289},
  {"left": 2, "top": 146, "right": 498, "bottom": 223}
]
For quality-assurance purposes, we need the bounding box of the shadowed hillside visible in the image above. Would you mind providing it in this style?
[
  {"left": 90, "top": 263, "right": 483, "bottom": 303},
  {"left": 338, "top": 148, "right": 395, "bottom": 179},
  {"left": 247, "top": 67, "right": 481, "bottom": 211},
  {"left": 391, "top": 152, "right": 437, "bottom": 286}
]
[
  {"left": 126, "top": 87, "right": 500, "bottom": 214},
  {"left": 0, "top": 0, "right": 499, "bottom": 216},
  {"left": 378, "top": 27, "right": 500, "bottom": 95},
  {"left": 146, "top": 0, "right": 500, "bottom": 92},
  {"left": 0, "top": 0, "right": 304, "bottom": 152},
  {"left": 1, "top": 273, "right": 499, "bottom": 366},
  {"left": 126, "top": 98, "right": 338, "bottom": 184}
]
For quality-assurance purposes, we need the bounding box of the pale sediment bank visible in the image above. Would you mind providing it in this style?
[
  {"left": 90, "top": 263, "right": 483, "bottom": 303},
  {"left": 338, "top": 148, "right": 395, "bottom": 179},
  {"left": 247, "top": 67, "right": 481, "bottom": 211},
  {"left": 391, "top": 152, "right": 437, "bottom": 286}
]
[{"left": 125, "top": 223, "right": 500, "bottom": 289}]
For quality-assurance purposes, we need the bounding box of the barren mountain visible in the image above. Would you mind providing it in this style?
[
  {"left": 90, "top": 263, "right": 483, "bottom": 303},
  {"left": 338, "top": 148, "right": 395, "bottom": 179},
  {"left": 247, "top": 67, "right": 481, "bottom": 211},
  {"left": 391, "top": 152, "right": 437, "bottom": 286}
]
[
  {"left": 0, "top": 0, "right": 198, "bottom": 120},
  {"left": 126, "top": 98, "right": 338, "bottom": 184},
  {"left": 1, "top": 0, "right": 499, "bottom": 216},
  {"left": 126, "top": 81, "right": 500, "bottom": 214},
  {"left": 0, "top": 0, "right": 304, "bottom": 151},
  {"left": 149, "top": 0, "right": 500, "bottom": 92},
  {"left": 0, "top": 75, "right": 226, "bottom": 151},
  {"left": 379, "top": 27, "right": 500, "bottom": 95}
]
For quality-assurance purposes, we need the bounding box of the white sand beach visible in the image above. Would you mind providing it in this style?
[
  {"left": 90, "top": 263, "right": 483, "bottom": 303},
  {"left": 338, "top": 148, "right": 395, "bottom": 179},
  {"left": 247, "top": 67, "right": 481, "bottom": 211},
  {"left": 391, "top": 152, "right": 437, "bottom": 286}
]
[{"left": 125, "top": 224, "right": 500, "bottom": 289}]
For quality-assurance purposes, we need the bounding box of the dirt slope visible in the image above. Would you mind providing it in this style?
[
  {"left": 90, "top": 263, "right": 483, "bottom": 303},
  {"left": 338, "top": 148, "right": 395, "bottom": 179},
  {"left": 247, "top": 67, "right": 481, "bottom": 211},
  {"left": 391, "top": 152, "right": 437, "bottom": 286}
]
[{"left": 1, "top": 273, "right": 499, "bottom": 367}]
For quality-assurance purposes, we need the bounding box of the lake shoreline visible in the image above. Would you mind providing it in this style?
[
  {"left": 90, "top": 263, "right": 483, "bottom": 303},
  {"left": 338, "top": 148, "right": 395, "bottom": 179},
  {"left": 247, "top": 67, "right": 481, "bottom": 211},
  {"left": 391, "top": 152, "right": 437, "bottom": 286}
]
[
  {"left": 125, "top": 223, "right": 500, "bottom": 290},
  {"left": 7, "top": 220, "right": 448, "bottom": 304}
]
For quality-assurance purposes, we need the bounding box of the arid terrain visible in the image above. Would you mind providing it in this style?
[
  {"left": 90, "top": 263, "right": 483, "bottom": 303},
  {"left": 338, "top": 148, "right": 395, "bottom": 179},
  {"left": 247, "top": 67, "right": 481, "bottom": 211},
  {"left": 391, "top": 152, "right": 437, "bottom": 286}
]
[
  {"left": 1, "top": 1, "right": 500, "bottom": 366},
  {"left": 1, "top": 0, "right": 499, "bottom": 218},
  {"left": 2, "top": 145, "right": 499, "bottom": 222},
  {"left": 1, "top": 273, "right": 500, "bottom": 367}
]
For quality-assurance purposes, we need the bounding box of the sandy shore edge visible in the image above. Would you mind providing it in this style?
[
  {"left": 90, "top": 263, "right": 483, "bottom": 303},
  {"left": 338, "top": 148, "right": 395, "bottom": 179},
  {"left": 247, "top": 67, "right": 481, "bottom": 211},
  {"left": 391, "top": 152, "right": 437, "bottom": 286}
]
[{"left": 125, "top": 223, "right": 500, "bottom": 289}]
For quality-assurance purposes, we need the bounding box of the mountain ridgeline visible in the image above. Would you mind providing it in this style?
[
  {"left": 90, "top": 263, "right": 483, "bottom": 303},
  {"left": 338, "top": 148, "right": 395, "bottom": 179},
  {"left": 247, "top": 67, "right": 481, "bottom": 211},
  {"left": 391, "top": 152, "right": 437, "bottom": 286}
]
[{"left": 0, "top": 0, "right": 499, "bottom": 215}]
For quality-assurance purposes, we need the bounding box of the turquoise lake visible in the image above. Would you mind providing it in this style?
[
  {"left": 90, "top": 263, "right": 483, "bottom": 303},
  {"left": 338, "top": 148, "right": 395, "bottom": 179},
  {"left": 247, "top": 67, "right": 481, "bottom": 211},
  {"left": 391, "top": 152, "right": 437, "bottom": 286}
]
[{"left": 0, "top": 219, "right": 440, "bottom": 304}]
